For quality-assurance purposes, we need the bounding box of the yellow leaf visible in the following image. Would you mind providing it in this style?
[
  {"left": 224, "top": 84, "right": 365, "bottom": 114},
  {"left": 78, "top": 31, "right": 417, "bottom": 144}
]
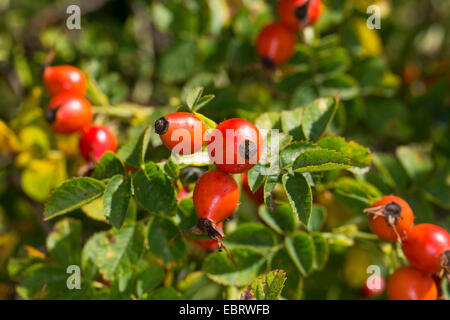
[
  {"left": 0, "top": 120, "right": 20, "bottom": 155},
  {"left": 353, "top": 19, "right": 383, "bottom": 57}
]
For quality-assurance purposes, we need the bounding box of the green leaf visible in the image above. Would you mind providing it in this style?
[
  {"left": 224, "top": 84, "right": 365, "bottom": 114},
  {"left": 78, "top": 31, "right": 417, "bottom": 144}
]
[
  {"left": 292, "top": 149, "right": 352, "bottom": 173},
  {"left": 247, "top": 164, "right": 267, "bottom": 192},
  {"left": 117, "top": 125, "right": 152, "bottom": 168},
  {"left": 103, "top": 175, "right": 131, "bottom": 229},
  {"left": 285, "top": 232, "right": 315, "bottom": 276},
  {"left": 16, "top": 263, "right": 88, "bottom": 299},
  {"left": 334, "top": 177, "right": 382, "bottom": 205},
  {"left": 255, "top": 112, "right": 281, "bottom": 130},
  {"left": 280, "top": 141, "right": 319, "bottom": 169},
  {"left": 320, "top": 74, "right": 359, "bottom": 100},
  {"left": 136, "top": 265, "right": 165, "bottom": 297},
  {"left": 145, "top": 287, "right": 183, "bottom": 300},
  {"left": 307, "top": 205, "right": 327, "bottom": 232},
  {"left": 81, "top": 232, "right": 105, "bottom": 281},
  {"left": 373, "top": 153, "right": 409, "bottom": 190},
  {"left": 282, "top": 173, "right": 312, "bottom": 225},
  {"left": 194, "top": 94, "right": 215, "bottom": 111},
  {"left": 96, "top": 225, "right": 144, "bottom": 280},
  {"left": 396, "top": 144, "right": 433, "bottom": 182},
  {"left": 249, "top": 270, "right": 287, "bottom": 300},
  {"left": 193, "top": 111, "right": 217, "bottom": 130},
  {"left": 44, "top": 177, "right": 105, "bottom": 220},
  {"left": 258, "top": 204, "right": 297, "bottom": 235},
  {"left": 264, "top": 174, "right": 279, "bottom": 211},
  {"left": 269, "top": 249, "right": 302, "bottom": 300},
  {"left": 203, "top": 247, "right": 265, "bottom": 286},
  {"left": 92, "top": 152, "right": 126, "bottom": 180},
  {"left": 161, "top": 157, "right": 180, "bottom": 180},
  {"left": 316, "top": 47, "right": 350, "bottom": 76},
  {"left": 146, "top": 216, "right": 186, "bottom": 267},
  {"left": 318, "top": 136, "right": 372, "bottom": 168},
  {"left": 177, "top": 198, "right": 198, "bottom": 230},
  {"left": 224, "top": 223, "right": 277, "bottom": 250},
  {"left": 133, "top": 162, "right": 177, "bottom": 214},
  {"left": 312, "top": 232, "right": 329, "bottom": 270},
  {"left": 46, "top": 218, "right": 82, "bottom": 266},
  {"left": 302, "top": 97, "right": 339, "bottom": 141},
  {"left": 281, "top": 108, "right": 305, "bottom": 140},
  {"left": 186, "top": 87, "right": 204, "bottom": 110},
  {"left": 158, "top": 39, "right": 197, "bottom": 83}
]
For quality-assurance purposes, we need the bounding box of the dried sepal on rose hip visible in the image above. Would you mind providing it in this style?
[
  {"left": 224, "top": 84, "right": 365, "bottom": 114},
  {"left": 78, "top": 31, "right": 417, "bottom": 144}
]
[
  {"left": 172, "top": 170, "right": 239, "bottom": 261},
  {"left": 256, "top": 22, "right": 296, "bottom": 69},
  {"left": 207, "top": 118, "right": 263, "bottom": 174},
  {"left": 387, "top": 267, "right": 437, "bottom": 300},
  {"left": 154, "top": 112, "right": 206, "bottom": 155},
  {"left": 402, "top": 223, "right": 450, "bottom": 278},
  {"left": 364, "top": 195, "right": 414, "bottom": 242},
  {"left": 45, "top": 93, "right": 93, "bottom": 134}
]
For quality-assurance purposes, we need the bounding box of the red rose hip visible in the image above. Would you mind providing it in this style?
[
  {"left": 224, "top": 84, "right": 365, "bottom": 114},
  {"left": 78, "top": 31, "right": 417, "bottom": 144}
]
[
  {"left": 79, "top": 125, "right": 117, "bottom": 162},
  {"left": 155, "top": 112, "right": 206, "bottom": 155},
  {"left": 256, "top": 22, "right": 296, "bottom": 68},
  {"left": 207, "top": 118, "right": 263, "bottom": 174},
  {"left": 364, "top": 195, "right": 414, "bottom": 242},
  {"left": 45, "top": 93, "right": 93, "bottom": 134},
  {"left": 402, "top": 223, "right": 450, "bottom": 274},
  {"left": 43, "top": 65, "right": 87, "bottom": 96}
]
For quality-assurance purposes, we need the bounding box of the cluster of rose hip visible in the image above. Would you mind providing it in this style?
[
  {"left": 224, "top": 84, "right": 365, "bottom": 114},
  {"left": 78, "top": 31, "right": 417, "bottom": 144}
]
[
  {"left": 43, "top": 65, "right": 117, "bottom": 163},
  {"left": 364, "top": 195, "right": 449, "bottom": 300},
  {"left": 155, "top": 113, "right": 263, "bottom": 255},
  {"left": 256, "top": 0, "right": 322, "bottom": 68}
]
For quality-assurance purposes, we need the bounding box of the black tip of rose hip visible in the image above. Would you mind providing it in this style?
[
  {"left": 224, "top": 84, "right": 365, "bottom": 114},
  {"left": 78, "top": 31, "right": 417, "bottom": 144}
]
[
  {"left": 238, "top": 140, "right": 257, "bottom": 160},
  {"left": 44, "top": 105, "right": 60, "bottom": 124},
  {"left": 261, "top": 58, "right": 275, "bottom": 70},
  {"left": 154, "top": 117, "right": 169, "bottom": 135},
  {"left": 384, "top": 201, "right": 402, "bottom": 223},
  {"left": 295, "top": 1, "right": 309, "bottom": 20}
]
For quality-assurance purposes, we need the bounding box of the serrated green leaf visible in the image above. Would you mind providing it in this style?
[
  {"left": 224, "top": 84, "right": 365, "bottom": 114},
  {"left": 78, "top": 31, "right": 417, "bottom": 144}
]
[
  {"left": 96, "top": 225, "right": 144, "bottom": 281},
  {"left": 269, "top": 249, "right": 302, "bottom": 300},
  {"left": 293, "top": 149, "right": 352, "bottom": 173},
  {"left": 285, "top": 232, "right": 315, "bottom": 276},
  {"left": 281, "top": 108, "right": 305, "bottom": 140},
  {"left": 161, "top": 157, "right": 180, "bottom": 180},
  {"left": 312, "top": 232, "right": 329, "bottom": 270},
  {"left": 282, "top": 173, "right": 312, "bottom": 225},
  {"left": 46, "top": 218, "right": 82, "bottom": 266},
  {"left": 280, "top": 141, "right": 319, "bottom": 169},
  {"left": 307, "top": 205, "right": 327, "bottom": 232},
  {"left": 250, "top": 270, "right": 287, "bottom": 300},
  {"left": 146, "top": 216, "right": 186, "bottom": 267},
  {"left": 177, "top": 198, "right": 198, "bottom": 230},
  {"left": 117, "top": 125, "right": 152, "bottom": 168},
  {"left": 194, "top": 94, "right": 215, "bottom": 111},
  {"left": 302, "top": 97, "right": 339, "bottom": 141},
  {"left": 136, "top": 265, "right": 165, "bottom": 297},
  {"left": 224, "top": 223, "right": 277, "bottom": 250},
  {"left": 264, "top": 174, "right": 278, "bottom": 211},
  {"left": 186, "top": 87, "right": 204, "bottom": 110},
  {"left": 133, "top": 162, "right": 177, "bottom": 214},
  {"left": 103, "top": 175, "right": 131, "bottom": 229},
  {"left": 258, "top": 204, "right": 297, "bottom": 235},
  {"left": 203, "top": 247, "right": 265, "bottom": 286},
  {"left": 145, "top": 287, "right": 183, "bottom": 300},
  {"left": 318, "top": 136, "right": 372, "bottom": 168},
  {"left": 44, "top": 178, "right": 105, "bottom": 220},
  {"left": 334, "top": 177, "right": 382, "bottom": 205},
  {"left": 91, "top": 152, "right": 126, "bottom": 180}
]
